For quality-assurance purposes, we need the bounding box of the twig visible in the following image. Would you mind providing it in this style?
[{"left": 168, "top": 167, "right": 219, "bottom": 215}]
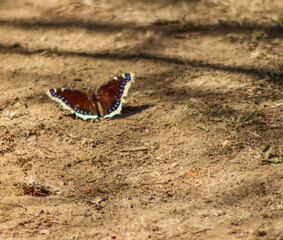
[{"left": 120, "top": 147, "right": 148, "bottom": 152}]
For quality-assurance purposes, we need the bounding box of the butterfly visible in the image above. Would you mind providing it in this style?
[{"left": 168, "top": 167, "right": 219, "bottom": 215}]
[{"left": 46, "top": 73, "right": 134, "bottom": 120}]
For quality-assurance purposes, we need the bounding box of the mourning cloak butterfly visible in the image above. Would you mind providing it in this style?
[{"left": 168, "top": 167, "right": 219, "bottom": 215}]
[{"left": 46, "top": 73, "right": 135, "bottom": 120}]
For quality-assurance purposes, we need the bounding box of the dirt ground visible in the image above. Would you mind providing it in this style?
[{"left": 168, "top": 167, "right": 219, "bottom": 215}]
[{"left": 0, "top": 0, "right": 282, "bottom": 239}]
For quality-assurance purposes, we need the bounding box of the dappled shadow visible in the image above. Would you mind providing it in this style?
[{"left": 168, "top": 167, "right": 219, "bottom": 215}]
[
  {"left": 1, "top": 3, "right": 282, "bottom": 239},
  {"left": 0, "top": 43, "right": 281, "bottom": 81}
]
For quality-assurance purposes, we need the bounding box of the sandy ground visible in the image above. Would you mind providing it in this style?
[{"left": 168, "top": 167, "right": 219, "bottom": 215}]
[{"left": 0, "top": 0, "right": 282, "bottom": 239}]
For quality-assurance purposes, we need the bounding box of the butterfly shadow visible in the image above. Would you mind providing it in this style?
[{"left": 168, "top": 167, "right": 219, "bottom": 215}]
[{"left": 113, "top": 104, "right": 154, "bottom": 119}]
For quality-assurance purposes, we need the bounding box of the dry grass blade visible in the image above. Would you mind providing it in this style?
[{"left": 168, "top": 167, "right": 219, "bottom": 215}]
[{"left": 197, "top": 125, "right": 209, "bottom": 131}]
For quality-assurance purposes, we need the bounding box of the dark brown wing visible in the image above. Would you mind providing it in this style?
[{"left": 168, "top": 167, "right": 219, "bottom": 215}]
[
  {"left": 95, "top": 73, "right": 134, "bottom": 118},
  {"left": 46, "top": 88, "right": 99, "bottom": 120}
]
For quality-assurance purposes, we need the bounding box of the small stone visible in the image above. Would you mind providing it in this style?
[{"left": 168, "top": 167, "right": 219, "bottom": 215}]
[
  {"left": 92, "top": 197, "right": 103, "bottom": 205},
  {"left": 170, "top": 162, "right": 179, "bottom": 168},
  {"left": 26, "top": 136, "right": 37, "bottom": 142},
  {"left": 13, "top": 102, "right": 22, "bottom": 109},
  {"left": 39, "top": 229, "right": 50, "bottom": 235},
  {"left": 222, "top": 140, "right": 231, "bottom": 147}
]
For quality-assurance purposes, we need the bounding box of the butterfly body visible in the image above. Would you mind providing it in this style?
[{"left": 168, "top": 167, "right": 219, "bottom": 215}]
[{"left": 46, "top": 73, "right": 134, "bottom": 120}]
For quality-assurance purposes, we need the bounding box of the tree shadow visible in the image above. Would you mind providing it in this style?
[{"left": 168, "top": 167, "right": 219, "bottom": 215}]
[
  {"left": 154, "top": 20, "right": 283, "bottom": 38},
  {"left": 0, "top": 17, "right": 281, "bottom": 38},
  {"left": 0, "top": 43, "right": 281, "bottom": 82},
  {"left": 0, "top": 8, "right": 282, "bottom": 87}
]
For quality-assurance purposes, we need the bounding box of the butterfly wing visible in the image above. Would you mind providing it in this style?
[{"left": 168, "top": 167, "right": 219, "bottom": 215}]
[
  {"left": 46, "top": 88, "right": 99, "bottom": 120},
  {"left": 95, "top": 73, "right": 135, "bottom": 118}
]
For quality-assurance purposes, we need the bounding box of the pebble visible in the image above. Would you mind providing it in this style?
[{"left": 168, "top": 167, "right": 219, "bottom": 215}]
[
  {"left": 222, "top": 140, "right": 231, "bottom": 147},
  {"left": 26, "top": 136, "right": 37, "bottom": 142}
]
